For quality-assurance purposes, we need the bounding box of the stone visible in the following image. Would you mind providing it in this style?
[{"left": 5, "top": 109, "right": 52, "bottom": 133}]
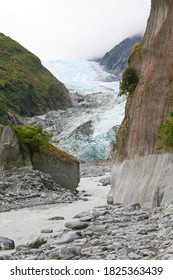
[
  {"left": 136, "top": 213, "right": 149, "bottom": 221},
  {"left": 48, "top": 216, "right": 64, "bottom": 221},
  {"left": 91, "top": 208, "right": 107, "bottom": 218},
  {"left": 55, "top": 231, "right": 81, "bottom": 245},
  {"left": 27, "top": 236, "right": 46, "bottom": 249},
  {"left": 64, "top": 222, "right": 89, "bottom": 230},
  {"left": 32, "top": 152, "right": 80, "bottom": 191},
  {"left": 0, "top": 237, "right": 15, "bottom": 250},
  {"left": 41, "top": 229, "right": 53, "bottom": 233}
]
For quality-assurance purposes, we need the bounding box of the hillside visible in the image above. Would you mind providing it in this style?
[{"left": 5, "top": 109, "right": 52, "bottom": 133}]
[
  {"left": 99, "top": 35, "right": 142, "bottom": 80},
  {"left": 110, "top": 0, "right": 173, "bottom": 207},
  {"left": 0, "top": 33, "right": 72, "bottom": 124}
]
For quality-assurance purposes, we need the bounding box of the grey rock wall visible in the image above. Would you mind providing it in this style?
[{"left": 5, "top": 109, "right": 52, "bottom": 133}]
[
  {"left": 110, "top": 153, "right": 173, "bottom": 207},
  {"left": 0, "top": 126, "right": 32, "bottom": 179}
]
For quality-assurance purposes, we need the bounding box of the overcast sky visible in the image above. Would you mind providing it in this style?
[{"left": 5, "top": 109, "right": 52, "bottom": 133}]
[{"left": 1, "top": 0, "right": 151, "bottom": 61}]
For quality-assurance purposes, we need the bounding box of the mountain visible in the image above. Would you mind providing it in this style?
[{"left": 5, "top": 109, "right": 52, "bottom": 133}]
[
  {"left": 109, "top": 0, "right": 173, "bottom": 207},
  {"left": 98, "top": 35, "right": 142, "bottom": 80},
  {"left": 0, "top": 33, "right": 72, "bottom": 124}
]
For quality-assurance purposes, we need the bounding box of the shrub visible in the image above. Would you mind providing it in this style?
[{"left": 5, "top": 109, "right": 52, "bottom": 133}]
[
  {"left": 119, "top": 67, "right": 139, "bottom": 96},
  {"left": 13, "top": 125, "right": 52, "bottom": 155},
  {"left": 157, "top": 110, "right": 173, "bottom": 151}
]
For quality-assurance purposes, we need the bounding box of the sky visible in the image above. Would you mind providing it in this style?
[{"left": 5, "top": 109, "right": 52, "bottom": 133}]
[{"left": 0, "top": 0, "right": 151, "bottom": 61}]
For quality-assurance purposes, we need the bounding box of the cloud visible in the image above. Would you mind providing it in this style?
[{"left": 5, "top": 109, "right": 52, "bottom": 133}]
[{"left": 0, "top": 0, "right": 151, "bottom": 60}]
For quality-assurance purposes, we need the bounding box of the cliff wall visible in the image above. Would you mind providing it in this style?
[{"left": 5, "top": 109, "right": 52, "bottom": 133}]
[{"left": 110, "top": 0, "right": 173, "bottom": 206}]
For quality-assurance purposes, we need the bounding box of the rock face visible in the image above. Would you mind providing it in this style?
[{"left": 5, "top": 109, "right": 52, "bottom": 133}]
[
  {"left": 111, "top": 0, "right": 173, "bottom": 206},
  {"left": 99, "top": 35, "right": 142, "bottom": 80},
  {"left": 111, "top": 153, "right": 173, "bottom": 206},
  {"left": 0, "top": 125, "right": 32, "bottom": 179},
  {"left": 32, "top": 152, "right": 80, "bottom": 191}
]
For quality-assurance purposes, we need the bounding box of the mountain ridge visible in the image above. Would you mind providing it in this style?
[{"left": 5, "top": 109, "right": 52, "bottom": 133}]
[
  {"left": 98, "top": 34, "right": 142, "bottom": 80},
  {"left": 0, "top": 33, "right": 72, "bottom": 124}
]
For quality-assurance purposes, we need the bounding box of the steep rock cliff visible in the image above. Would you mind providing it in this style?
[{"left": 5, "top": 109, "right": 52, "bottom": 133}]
[{"left": 110, "top": 0, "right": 173, "bottom": 206}]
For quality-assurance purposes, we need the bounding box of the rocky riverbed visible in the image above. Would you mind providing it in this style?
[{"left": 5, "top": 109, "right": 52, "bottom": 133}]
[
  {"left": 2, "top": 201, "right": 173, "bottom": 260},
  {"left": 0, "top": 161, "right": 110, "bottom": 213},
  {"left": 1, "top": 161, "right": 173, "bottom": 260},
  {"left": 0, "top": 167, "right": 83, "bottom": 213}
]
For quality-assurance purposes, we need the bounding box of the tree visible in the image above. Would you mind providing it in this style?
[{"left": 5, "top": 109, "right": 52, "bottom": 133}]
[{"left": 119, "top": 67, "right": 139, "bottom": 96}]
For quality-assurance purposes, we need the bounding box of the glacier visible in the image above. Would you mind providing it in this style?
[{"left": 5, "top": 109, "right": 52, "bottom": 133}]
[{"left": 28, "top": 60, "right": 126, "bottom": 161}]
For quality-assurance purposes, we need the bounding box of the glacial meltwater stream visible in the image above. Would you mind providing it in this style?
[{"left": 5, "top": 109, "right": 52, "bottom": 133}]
[{"left": 0, "top": 176, "right": 110, "bottom": 256}]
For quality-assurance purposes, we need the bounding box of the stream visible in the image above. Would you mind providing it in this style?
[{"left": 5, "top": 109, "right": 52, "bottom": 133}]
[{"left": 0, "top": 175, "right": 110, "bottom": 256}]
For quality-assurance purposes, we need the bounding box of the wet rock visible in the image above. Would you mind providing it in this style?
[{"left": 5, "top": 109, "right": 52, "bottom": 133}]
[{"left": 0, "top": 237, "right": 15, "bottom": 250}]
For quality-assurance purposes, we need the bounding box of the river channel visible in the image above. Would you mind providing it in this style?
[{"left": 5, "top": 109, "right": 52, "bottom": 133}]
[{"left": 0, "top": 176, "right": 110, "bottom": 255}]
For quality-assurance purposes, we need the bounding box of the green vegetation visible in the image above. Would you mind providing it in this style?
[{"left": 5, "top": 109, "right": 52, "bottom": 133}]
[
  {"left": 128, "top": 40, "right": 142, "bottom": 65},
  {"left": 13, "top": 125, "right": 76, "bottom": 160},
  {"left": 13, "top": 125, "right": 52, "bottom": 155},
  {"left": 0, "top": 33, "right": 70, "bottom": 124},
  {"left": 119, "top": 67, "right": 139, "bottom": 96},
  {"left": 157, "top": 110, "right": 173, "bottom": 151},
  {"left": 131, "top": 41, "right": 142, "bottom": 53}
]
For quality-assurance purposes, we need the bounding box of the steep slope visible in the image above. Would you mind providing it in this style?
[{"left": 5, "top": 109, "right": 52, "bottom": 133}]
[
  {"left": 99, "top": 35, "right": 142, "bottom": 80},
  {"left": 110, "top": 0, "right": 173, "bottom": 206},
  {"left": 0, "top": 33, "right": 72, "bottom": 124}
]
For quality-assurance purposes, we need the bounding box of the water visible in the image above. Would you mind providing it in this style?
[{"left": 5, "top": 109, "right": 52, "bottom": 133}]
[{"left": 0, "top": 176, "right": 110, "bottom": 255}]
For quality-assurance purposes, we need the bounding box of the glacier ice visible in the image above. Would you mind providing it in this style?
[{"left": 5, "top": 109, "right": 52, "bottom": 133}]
[{"left": 28, "top": 60, "right": 126, "bottom": 161}]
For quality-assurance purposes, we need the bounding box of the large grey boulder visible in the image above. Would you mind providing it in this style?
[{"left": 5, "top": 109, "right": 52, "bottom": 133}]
[
  {"left": 0, "top": 125, "right": 80, "bottom": 191},
  {"left": 0, "top": 237, "right": 15, "bottom": 250},
  {"left": 32, "top": 151, "right": 80, "bottom": 190}
]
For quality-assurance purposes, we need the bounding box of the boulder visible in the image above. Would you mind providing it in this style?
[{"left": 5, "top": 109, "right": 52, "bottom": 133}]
[
  {"left": 27, "top": 236, "right": 46, "bottom": 249},
  {"left": 32, "top": 152, "right": 80, "bottom": 190},
  {"left": 55, "top": 231, "right": 81, "bottom": 245},
  {"left": 0, "top": 237, "right": 15, "bottom": 250},
  {"left": 0, "top": 125, "right": 80, "bottom": 191}
]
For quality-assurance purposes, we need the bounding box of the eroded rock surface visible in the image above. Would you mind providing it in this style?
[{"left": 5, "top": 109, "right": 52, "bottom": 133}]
[{"left": 111, "top": 0, "right": 173, "bottom": 206}]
